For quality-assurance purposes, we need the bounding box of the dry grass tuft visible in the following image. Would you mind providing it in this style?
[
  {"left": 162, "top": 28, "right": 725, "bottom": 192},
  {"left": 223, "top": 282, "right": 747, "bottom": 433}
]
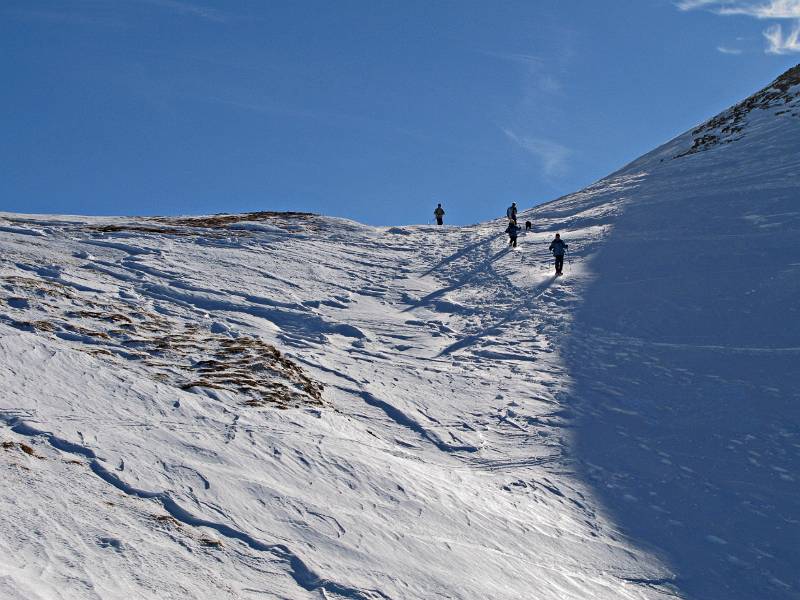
[
  {"left": 161, "top": 211, "right": 316, "bottom": 229},
  {"left": 3, "top": 276, "right": 75, "bottom": 299},
  {"left": 1, "top": 441, "right": 43, "bottom": 459},
  {"left": 83, "top": 211, "right": 323, "bottom": 236},
  {"left": 66, "top": 310, "right": 133, "bottom": 323},
  {"left": 2, "top": 249, "right": 325, "bottom": 411},
  {"left": 18, "top": 443, "right": 35, "bottom": 456},
  {"left": 153, "top": 514, "right": 182, "bottom": 528}
]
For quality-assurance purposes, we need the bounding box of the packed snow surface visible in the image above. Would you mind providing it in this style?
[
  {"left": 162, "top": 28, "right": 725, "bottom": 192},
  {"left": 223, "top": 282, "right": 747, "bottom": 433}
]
[{"left": 1, "top": 67, "right": 799, "bottom": 599}]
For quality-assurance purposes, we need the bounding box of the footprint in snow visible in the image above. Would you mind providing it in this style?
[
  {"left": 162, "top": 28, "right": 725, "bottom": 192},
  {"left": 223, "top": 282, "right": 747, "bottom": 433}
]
[{"left": 97, "top": 537, "right": 124, "bottom": 550}]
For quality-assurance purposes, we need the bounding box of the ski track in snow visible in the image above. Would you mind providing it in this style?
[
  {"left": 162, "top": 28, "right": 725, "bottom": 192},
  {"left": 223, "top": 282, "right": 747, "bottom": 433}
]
[{"left": 1, "top": 69, "right": 799, "bottom": 599}]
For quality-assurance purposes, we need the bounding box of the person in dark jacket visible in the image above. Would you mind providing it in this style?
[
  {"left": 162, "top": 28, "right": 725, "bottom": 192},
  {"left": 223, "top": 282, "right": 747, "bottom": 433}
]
[
  {"left": 434, "top": 203, "right": 445, "bottom": 225},
  {"left": 505, "top": 221, "right": 520, "bottom": 247},
  {"left": 549, "top": 233, "right": 568, "bottom": 275},
  {"left": 506, "top": 202, "right": 518, "bottom": 224}
]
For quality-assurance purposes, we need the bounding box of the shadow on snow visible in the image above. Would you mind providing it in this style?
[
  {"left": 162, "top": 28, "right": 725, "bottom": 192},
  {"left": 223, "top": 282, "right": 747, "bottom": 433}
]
[{"left": 563, "top": 181, "right": 800, "bottom": 600}]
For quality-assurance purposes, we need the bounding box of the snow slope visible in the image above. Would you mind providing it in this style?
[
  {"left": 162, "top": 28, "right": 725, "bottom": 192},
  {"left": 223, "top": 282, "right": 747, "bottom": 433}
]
[
  {"left": 564, "top": 65, "right": 800, "bottom": 600},
  {"left": 1, "top": 66, "right": 798, "bottom": 599}
]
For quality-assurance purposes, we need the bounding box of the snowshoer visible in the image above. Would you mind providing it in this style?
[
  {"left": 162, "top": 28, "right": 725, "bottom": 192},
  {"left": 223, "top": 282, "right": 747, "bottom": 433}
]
[
  {"left": 506, "top": 202, "right": 518, "bottom": 224},
  {"left": 549, "top": 233, "right": 568, "bottom": 275},
  {"left": 505, "top": 221, "right": 520, "bottom": 248},
  {"left": 434, "top": 203, "right": 445, "bottom": 226}
]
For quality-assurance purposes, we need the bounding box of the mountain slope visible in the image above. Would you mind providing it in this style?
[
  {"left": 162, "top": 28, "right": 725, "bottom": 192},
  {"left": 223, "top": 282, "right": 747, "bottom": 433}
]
[
  {"left": 1, "top": 65, "right": 798, "bottom": 599},
  {"left": 0, "top": 212, "right": 676, "bottom": 599},
  {"left": 561, "top": 64, "right": 800, "bottom": 600}
]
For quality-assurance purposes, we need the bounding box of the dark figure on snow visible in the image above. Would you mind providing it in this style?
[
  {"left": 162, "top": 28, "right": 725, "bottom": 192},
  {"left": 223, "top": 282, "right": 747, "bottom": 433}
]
[
  {"left": 505, "top": 221, "right": 520, "bottom": 248},
  {"left": 434, "top": 203, "right": 445, "bottom": 226},
  {"left": 549, "top": 233, "right": 568, "bottom": 276},
  {"left": 506, "top": 202, "right": 518, "bottom": 224},
  {"left": 525, "top": 220, "right": 532, "bottom": 231}
]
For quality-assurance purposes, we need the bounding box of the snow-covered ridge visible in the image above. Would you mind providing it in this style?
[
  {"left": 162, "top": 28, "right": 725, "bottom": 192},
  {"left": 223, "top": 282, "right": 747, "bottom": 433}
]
[
  {"left": 677, "top": 64, "right": 800, "bottom": 157},
  {"left": 2, "top": 65, "right": 799, "bottom": 600}
]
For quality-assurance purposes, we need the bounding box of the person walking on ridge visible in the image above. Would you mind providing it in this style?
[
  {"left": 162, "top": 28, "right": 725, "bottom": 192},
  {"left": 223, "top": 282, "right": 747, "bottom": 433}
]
[
  {"left": 505, "top": 221, "right": 520, "bottom": 248},
  {"left": 549, "top": 233, "right": 568, "bottom": 276},
  {"left": 434, "top": 203, "right": 445, "bottom": 226},
  {"left": 506, "top": 202, "right": 518, "bottom": 224}
]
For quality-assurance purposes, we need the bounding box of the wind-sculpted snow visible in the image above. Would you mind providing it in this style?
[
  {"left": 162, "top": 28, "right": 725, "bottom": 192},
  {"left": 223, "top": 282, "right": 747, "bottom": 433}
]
[
  {"left": 1, "top": 66, "right": 799, "bottom": 599},
  {"left": 1, "top": 412, "right": 389, "bottom": 600},
  {"left": 0, "top": 205, "right": 674, "bottom": 599}
]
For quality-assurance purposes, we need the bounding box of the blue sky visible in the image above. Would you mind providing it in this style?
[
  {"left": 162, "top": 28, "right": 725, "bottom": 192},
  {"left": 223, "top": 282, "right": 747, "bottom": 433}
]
[{"left": 1, "top": 1, "right": 799, "bottom": 225}]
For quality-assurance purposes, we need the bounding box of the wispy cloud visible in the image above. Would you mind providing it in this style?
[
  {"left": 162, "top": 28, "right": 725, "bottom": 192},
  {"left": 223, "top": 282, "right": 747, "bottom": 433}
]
[
  {"left": 503, "top": 129, "right": 570, "bottom": 177},
  {"left": 677, "top": 0, "right": 723, "bottom": 10},
  {"left": 678, "top": 0, "right": 800, "bottom": 18},
  {"left": 135, "top": 0, "right": 229, "bottom": 22},
  {"left": 764, "top": 21, "right": 800, "bottom": 51},
  {"left": 677, "top": 1, "right": 800, "bottom": 52},
  {"left": 718, "top": 0, "right": 800, "bottom": 18},
  {"left": 481, "top": 50, "right": 564, "bottom": 94},
  {"left": 481, "top": 51, "right": 544, "bottom": 68},
  {"left": 484, "top": 26, "right": 576, "bottom": 181}
]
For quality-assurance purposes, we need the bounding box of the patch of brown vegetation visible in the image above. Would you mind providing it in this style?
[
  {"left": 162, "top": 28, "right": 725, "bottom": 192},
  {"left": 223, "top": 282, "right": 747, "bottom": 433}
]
[
  {"left": 82, "top": 211, "right": 323, "bottom": 236},
  {"left": 62, "top": 324, "right": 111, "bottom": 339},
  {"left": 180, "top": 380, "right": 227, "bottom": 391},
  {"left": 83, "top": 348, "right": 115, "bottom": 357},
  {"left": 3, "top": 276, "right": 75, "bottom": 299},
  {"left": 1, "top": 441, "right": 43, "bottom": 459},
  {"left": 66, "top": 310, "right": 133, "bottom": 323},
  {"left": 3, "top": 269, "right": 324, "bottom": 411},
  {"left": 4, "top": 319, "right": 57, "bottom": 333},
  {"left": 59, "top": 308, "right": 325, "bottom": 408},
  {"left": 153, "top": 514, "right": 182, "bottom": 527},
  {"left": 149, "top": 514, "right": 224, "bottom": 548},
  {"left": 32, "top": 320, "right": 57, "bottom": 332},
  {"left": 174, "top": 336, "right": 323, "bottom": 408},
  {"left": 677, "top": 65, "right": 800, "bottom": 158},
  {"left": 161, "top": 211, "right": 316, "bottom": 229}
]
